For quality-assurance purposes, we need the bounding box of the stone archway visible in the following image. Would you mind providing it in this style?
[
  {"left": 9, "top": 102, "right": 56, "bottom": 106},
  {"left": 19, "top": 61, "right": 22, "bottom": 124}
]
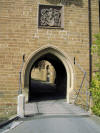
[
  {"left": 23, "top": 45, "right": 74, "bottom": 103},
  {"left": 29, "top": 53, "right": 67, "bottom": 101}
]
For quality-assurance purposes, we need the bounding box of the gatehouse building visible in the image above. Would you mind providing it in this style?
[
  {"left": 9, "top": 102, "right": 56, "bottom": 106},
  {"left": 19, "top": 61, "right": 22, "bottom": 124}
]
[{"left": 0, "top": 0, "right": 99, "bottom": 118}]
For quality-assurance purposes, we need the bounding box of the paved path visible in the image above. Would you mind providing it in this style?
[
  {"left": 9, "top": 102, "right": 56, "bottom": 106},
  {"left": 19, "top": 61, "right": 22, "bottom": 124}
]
[
  {"left": 1, "top": 100, "right": 100, "bottom": 133},
  {"left": 4, "top": 115, "right": 100, "bottom": 133},
  {"left": 25, "top": 100, "right": 90, "bottom": 116},
  {"left": 29, "top": 79, "right": 57, "bottom": 101}
]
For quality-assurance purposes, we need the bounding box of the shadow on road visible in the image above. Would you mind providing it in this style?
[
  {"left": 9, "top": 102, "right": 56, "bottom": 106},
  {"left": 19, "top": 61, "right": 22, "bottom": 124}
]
[{"left": 29, "top": 79, "right": 66, "bottom": 102}]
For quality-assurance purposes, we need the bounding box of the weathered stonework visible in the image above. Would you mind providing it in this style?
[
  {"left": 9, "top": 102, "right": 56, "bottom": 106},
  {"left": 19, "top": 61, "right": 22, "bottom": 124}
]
[{"left": 0, "top": 0, "right": 99, "bottom": 118}]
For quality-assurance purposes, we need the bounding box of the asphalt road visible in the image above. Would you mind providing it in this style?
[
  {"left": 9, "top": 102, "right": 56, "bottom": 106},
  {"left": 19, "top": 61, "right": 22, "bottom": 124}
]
[
  {"left": 1, "top": 100, "right": 100, "bottom": 133},
  {"left": 5, "top": 115, "right": 100, "bottom": 133}
]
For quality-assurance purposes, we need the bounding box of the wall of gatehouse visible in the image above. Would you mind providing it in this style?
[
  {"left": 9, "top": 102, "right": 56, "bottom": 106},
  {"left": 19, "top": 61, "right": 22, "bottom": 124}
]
[{"left": 0, "top": 0, "right": 99, "bottom": 118}]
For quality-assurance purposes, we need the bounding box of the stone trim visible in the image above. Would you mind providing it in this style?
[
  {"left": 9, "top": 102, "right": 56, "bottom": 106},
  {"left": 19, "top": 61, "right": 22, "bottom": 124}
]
[{"left": 22, "top": 45, "right": 75, "bottom": 103}]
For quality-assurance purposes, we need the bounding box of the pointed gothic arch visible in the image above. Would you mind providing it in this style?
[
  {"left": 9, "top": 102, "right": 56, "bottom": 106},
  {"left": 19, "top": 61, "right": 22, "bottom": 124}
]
[{"left": 23, "top": 45, "right": 74, "bottom": 103}]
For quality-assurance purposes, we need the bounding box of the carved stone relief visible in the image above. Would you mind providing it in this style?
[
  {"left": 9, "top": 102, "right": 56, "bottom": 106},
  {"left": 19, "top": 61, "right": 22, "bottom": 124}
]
[{"left": 38, "top": 5, "right": 63, "bottom": 28}]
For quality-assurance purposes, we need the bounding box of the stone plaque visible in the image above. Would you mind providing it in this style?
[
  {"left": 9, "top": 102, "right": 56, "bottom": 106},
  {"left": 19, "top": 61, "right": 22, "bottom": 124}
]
[{"left": 38, "top": 4, "right": 63, "bottom": 28}]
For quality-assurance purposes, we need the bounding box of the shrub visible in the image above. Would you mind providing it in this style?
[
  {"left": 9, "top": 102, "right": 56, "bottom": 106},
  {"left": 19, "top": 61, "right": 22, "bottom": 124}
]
[
  {"left": 90, "top": 73, "right": 100, "bottom": 116},
  {"left": 91, "top": 33, "right": 100, "bottom": 116}
]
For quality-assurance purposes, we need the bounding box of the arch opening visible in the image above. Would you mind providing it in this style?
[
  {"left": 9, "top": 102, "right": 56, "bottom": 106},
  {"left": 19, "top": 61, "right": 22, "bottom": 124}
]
[
  {"left": 23, "top": 46, "right": 74, "bottom": 103},
  {"left": 29, "top": 53, "right": 67, "bottom": 101}
]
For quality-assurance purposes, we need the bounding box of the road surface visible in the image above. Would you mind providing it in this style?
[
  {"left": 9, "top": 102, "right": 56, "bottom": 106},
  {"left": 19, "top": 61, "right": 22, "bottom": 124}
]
[{"left": 1, "top": 100, "right": 100, "bottom": 133}]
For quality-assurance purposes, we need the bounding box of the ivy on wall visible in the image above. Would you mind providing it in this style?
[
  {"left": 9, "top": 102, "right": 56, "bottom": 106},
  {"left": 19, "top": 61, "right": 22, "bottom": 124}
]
[{"left": 91, "top": 33, "right": 100, "bottom": 116}]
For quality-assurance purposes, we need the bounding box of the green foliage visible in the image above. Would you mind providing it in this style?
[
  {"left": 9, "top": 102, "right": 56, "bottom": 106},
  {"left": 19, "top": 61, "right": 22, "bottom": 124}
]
[
  {"left": 91, "top": 33, "right": 100, "bottom": 116},
  {"left": 90, "top": 73, "right": 100, "bottom": 116},
  {"left": 92, "top": 33, "right": 100, "bottom": 69}
]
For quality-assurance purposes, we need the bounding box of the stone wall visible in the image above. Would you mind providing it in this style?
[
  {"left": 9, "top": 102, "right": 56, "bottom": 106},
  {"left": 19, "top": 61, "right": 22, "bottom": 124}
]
[
  {"left": 0, "top": 0, "right": 99, "bottom": 118},
  {"left": 31, "top": 61, "right": 56, "bottom": 83}
]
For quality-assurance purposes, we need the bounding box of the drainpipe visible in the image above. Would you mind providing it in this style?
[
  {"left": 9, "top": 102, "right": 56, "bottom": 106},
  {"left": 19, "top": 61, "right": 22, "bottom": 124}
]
[
  {"left": 88, "top": 0, "right": 93, "bottom": 112},
  {"left": 88, "top": 0, "right": 92, "bottom": 86}
]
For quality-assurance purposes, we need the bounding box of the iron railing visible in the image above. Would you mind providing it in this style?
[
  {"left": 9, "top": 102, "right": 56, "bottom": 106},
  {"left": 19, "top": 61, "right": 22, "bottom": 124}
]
[{"left": 74, "top": 57, "right": 90, "bottom": 110}]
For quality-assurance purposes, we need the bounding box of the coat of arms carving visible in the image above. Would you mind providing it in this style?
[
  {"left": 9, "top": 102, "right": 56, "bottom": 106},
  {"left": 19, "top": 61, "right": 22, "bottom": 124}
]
[{"left": 38, "top": 5, "right": 63, "bottom": 28}]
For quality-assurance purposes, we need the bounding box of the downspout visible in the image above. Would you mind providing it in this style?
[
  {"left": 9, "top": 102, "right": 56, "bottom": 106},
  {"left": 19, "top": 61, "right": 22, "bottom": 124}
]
[
  {"left": 88, "top": 0, "right": 92, "bottom": 86},
  {"left": 88, "top": 0, "right": 93, "bottom": 112}
]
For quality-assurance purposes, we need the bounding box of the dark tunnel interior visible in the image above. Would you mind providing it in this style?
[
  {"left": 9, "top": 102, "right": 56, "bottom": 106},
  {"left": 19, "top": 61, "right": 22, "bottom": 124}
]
[{"left": 29, "top": 53, "right": 67, "bottom": 102}]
